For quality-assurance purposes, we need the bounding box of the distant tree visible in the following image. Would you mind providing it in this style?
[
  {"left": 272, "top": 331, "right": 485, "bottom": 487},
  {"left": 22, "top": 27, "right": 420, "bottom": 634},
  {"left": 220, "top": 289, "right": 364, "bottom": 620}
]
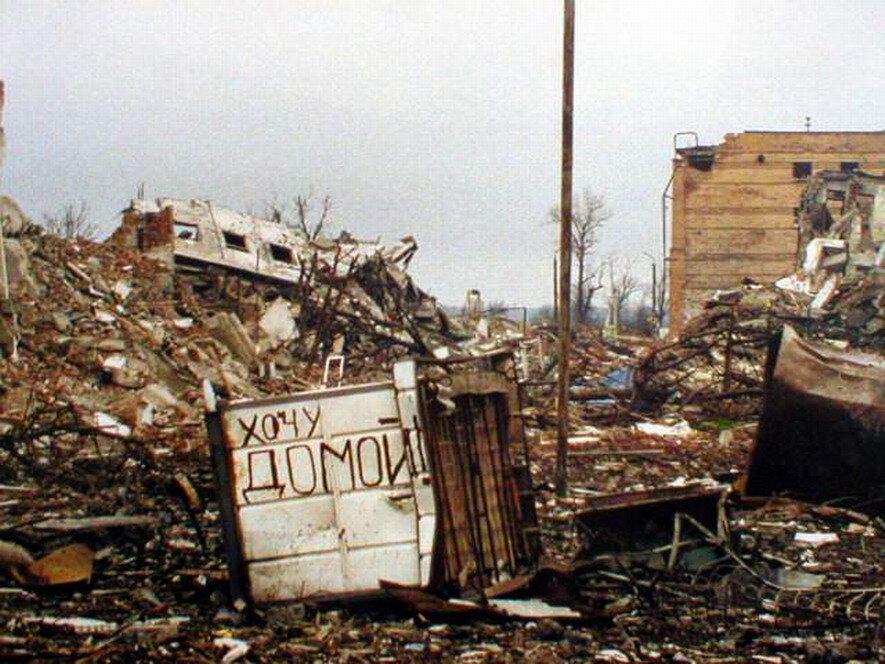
[
  {"left": 606, "top": 258, "right": 640, "bottom": 334},
  {"left": 549, "top": 187, "right": 611, "bottom": 324},
  {"left": 42, "top": 201, "right": 96, "bottom": 240},
  {"left": 265, "top": 190, "right": 332, "bottom": 240}
]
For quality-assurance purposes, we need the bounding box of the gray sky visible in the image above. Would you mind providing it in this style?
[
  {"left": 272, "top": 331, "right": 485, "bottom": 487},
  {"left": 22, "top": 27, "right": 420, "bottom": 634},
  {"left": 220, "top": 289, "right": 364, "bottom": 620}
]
[{"left": 2, "top": 1, "right": 883, "bottom": 307}]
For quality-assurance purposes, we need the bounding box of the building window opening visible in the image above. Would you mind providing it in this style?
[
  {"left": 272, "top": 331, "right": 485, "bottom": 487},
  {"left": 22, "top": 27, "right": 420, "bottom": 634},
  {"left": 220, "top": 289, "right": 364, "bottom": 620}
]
[
  {"left": 840, "top": 161, "right": 860, "bottom": 173},
  {"left": 174, "top": 222, "right": 199, "bottom": 241},
  {"left": 269, "top": 243, "right": 293, "bottom": 263},
  {"left": 223, "top": 231, "right": 248, "bottom": 252},
  {"left": 793, "top": 161, "right": 813, "bottom": 179}
]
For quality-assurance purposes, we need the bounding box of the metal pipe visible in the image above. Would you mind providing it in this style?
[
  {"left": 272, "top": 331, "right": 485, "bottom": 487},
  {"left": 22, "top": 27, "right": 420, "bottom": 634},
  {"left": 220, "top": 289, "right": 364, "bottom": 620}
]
[
  {"left": 555, "top": 0, "right": 575, "bottom": 497},
  {"left": 661, "top": 170, "right": 675, "bottom": 325}
]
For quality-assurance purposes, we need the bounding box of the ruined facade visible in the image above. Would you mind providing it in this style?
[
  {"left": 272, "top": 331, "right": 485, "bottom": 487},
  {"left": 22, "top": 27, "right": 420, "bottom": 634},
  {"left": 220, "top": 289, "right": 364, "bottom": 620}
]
[{"left": 667, "top": 131, "right": 885, "bottom": 331}]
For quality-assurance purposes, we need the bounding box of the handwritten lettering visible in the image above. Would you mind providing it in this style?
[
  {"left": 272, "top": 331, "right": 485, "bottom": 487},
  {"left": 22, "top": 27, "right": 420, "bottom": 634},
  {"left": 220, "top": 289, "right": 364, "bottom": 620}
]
[
  {"left": 237, "top": 405, "right": 322, "bottom": 447},
  {"left": 357, "top": 436, "right": 383, "bottom": 487},
  {"left": 238, "top": 424, "right": 427, "bottom": 503},
  {"left": 286, "top": 445, "right": 317, "bottom": 495},
  {"left": 242, "top": 450, "right": 285, "bottom": 503}
]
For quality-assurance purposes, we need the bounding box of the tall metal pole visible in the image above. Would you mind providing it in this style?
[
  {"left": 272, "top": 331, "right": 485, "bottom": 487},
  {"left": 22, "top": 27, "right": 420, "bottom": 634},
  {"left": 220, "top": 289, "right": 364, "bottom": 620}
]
[
  {"left": 552, "top": 253, "right": 558, "bottom": 320},
  {"left": 555, "top": 0, "right": 574, "bottom": 496},
  {"left": 0, "top": 80, "right": 8, "bottom": 302}
]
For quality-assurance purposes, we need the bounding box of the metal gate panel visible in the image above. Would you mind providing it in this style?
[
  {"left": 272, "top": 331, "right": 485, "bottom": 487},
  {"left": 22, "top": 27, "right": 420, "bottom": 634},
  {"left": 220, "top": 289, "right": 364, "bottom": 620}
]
[{"left": 210, "top": 367, "right": 436, "bottom": 603}]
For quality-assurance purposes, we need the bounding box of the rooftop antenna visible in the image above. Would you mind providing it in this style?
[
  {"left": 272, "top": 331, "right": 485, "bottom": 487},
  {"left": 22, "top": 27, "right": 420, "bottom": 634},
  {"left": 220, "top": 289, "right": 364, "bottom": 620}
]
[{"left": 804, "top": 116, "right": 812, "bottom": 132}]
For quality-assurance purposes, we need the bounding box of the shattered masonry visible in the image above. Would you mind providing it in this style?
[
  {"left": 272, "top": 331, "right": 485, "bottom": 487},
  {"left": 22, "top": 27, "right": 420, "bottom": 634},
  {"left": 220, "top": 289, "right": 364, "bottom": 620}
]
[
  {"left": 667, "top": 130, "right": 885, "bottom": 332},
  {"left": 3, "top": 120, "right": 885, "bottom": 658}
]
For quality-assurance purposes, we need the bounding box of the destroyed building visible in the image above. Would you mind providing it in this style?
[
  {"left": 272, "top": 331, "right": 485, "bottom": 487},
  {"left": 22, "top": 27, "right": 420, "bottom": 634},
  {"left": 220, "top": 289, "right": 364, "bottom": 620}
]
[
  {"left": 666, "top": 131, "right": 885, "bottom": 332},
  {"left": 108, "top": 198, "right": 468, "bottom": 371}
]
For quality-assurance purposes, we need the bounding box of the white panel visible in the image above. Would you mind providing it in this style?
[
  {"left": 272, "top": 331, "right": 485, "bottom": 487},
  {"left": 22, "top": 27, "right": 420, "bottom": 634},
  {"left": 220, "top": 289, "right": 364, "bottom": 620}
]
[
  {"left": 249, "top": 551, "right": 345, "bottom": 601},
  {"left": 414, "top": 481, "right": 436, "bottom": 515},
  {"left": 218, "top": 377, "right": 436, "bottom": 601},
  {"left": 420, "top": 555, "right": 433, "bottom": 585},
  {"left": 418, "top": 514, "right": 436, "bottom": 555},
  {"left": 339, "top": 489, "right": 416, "bottom": 548},
  {"left": 344, "top": 543, "right": 421, "bottom": 588},
  {"left": 320, "top": 388, "right": 400, "bottom": 437},
  {"left": 238, "top": 496, "right": 337, "bottom": 560}
]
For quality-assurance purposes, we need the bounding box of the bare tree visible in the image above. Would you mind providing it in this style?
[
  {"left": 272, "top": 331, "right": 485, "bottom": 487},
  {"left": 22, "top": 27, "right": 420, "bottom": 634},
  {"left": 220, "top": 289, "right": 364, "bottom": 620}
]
[
  {"left": 265, "top": 191, "right": 332, "bottom": 241},
  {"left": 640, "top": 252, "right": 667, "bottom": 333},
  {"left": 42, "top": 201, "right": 96, "bottom": 240},
  {"left": 550, "top": 187, "right": 611, "bottom": 324},
  {"left": 606, "top": 258, "right": 640, "bottom": 334}
]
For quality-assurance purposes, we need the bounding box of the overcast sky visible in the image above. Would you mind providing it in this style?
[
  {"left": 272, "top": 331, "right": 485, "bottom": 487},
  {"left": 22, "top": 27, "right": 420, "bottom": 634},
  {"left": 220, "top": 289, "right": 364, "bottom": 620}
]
[{"left": 2, "top": 1, "right": 883, "bottom": 307}]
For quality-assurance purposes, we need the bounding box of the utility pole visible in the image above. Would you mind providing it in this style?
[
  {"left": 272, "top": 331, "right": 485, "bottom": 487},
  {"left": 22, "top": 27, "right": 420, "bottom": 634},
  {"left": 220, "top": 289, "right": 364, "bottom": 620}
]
[
  {"left": 552, "top": 253, "right": 558, "bottom": 320},
  {"left": 0, "top": 80, "right": 8, "bottom": 301},
  {"left": 555, "top": 0, "right": 575, "bottom": 496}
]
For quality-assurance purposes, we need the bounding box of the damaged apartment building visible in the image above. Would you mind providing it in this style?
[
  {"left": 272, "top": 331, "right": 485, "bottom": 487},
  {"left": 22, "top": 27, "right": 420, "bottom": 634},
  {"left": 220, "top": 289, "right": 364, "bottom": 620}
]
[
  {"left": 108, "top": 198, "right": 468, "bottom": 361},
  {"left": 666, "top": 130, "right": 885, "bottom": 332}
]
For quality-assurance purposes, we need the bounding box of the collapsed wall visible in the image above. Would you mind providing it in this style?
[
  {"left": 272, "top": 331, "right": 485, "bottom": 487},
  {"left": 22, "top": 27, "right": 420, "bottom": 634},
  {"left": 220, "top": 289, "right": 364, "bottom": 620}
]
[{"left": 637, "top": 170, "right": 885, "bottom": 417}]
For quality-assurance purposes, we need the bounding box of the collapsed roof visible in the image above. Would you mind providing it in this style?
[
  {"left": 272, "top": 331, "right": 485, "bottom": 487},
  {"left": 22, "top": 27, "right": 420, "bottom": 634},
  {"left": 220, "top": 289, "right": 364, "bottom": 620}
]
[{"left": 113, "top": 198, "right": 418, "bottom": 285}]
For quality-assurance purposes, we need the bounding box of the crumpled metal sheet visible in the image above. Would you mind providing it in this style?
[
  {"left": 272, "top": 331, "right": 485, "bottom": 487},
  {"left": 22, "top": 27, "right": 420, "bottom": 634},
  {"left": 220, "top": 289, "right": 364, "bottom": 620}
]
[{"left": 745, "top": 325, "right": 885, "bottom": 501}]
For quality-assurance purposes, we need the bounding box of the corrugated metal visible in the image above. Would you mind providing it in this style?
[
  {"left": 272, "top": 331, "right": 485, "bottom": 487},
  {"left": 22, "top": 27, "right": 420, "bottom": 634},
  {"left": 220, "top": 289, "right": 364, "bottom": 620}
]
[{"left": 420, "top": 370, "right": 536, "bottom": 592}]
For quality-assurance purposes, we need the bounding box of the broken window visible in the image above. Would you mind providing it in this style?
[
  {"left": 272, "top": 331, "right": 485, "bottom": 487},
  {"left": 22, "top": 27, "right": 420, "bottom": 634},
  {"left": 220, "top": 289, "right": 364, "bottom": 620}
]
[
  {"left": 268, "top": 243, "right": 293, "bottom": 263},
  {"left": 686, "top": 153, "right": 714, "bottom": 171},
  {"left": 174, "top": 222, "right": 199, "bottom": 242},
  {"left": 223, "top": 231, "right": 248, "bottom": 252},
  {"left": 792, "top": 161, "right": 813, "bottom": 179},
  {"left": 840, "top": 161, "right": 860, "bottom": 173}
]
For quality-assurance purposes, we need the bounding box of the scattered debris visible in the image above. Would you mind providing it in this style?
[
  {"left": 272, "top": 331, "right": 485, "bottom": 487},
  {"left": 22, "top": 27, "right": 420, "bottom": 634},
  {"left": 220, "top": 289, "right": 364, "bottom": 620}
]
[{"left": 1, "top": 185, "right": 884, "bottom": 660}]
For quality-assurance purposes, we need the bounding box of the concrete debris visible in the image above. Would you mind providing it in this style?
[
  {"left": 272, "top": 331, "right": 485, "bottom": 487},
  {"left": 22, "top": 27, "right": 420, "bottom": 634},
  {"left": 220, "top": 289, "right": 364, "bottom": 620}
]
[
  {"left": 636, "top": 170, "right": 885, "bottom": 419},
  {"left": 0, "top": 541, "right": 33, "bottom": 568},
  {"left": 214, "top": 637, "right": 250, "bottom": 663},
  {"left": 1, "top": 185, "right": 884, "bottom": 660},
  {"left": 12, "top": 543, "right": 94, "bottom": 586}
]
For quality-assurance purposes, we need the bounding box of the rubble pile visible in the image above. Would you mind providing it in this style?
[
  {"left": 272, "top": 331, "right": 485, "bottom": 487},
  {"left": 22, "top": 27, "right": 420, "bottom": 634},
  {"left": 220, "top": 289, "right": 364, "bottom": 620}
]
[
  {"left": 636, "top": 170, "right": 885, "bottom": 418},
  {"left": 527, "top": 424, "right": 885, "bottom": 660},
  {"left": 112, "top": 198, "right": 469, "bottom": 368},
  {"left": 635, "top": 277, "right": 885, "bottom": 417},
  {"left": 2, "top": 184, "right": 884, "bottom": 659},
  {"left": 0, "top": 208, "right": 486, "bottom": 483},
  {"left": 632, "top": 282, "right": 800, "bottom": 418}
]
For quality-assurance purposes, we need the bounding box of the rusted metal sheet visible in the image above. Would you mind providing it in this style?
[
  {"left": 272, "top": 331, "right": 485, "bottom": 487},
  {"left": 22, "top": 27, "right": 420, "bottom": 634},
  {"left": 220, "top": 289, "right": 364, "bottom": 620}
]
[
  {"left": 745, "top": 326, "right": 885, "bottom": 502},
  {"left": 207, "top": 355, "right": 537, "bottom": 605},
  {"left": 418, "top": 349, "right": 540, "bottom": 583},
  {"left": 575, "top": 485, "right": 727, "bottom": 558}
]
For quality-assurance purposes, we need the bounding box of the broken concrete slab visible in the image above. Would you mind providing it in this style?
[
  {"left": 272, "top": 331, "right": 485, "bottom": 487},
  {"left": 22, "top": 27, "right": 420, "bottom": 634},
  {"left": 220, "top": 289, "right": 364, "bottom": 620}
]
[
  {"left": 206, "top": 312, "right": 258, "bottom": 367},
  {"left": 257, "top": 297, "right": 297, "bottom": 352}
]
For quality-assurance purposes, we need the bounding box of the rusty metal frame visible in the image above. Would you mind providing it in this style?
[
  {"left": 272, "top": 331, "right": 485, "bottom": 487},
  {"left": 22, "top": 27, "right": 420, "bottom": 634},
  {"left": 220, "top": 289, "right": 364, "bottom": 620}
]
[{"left": 414, "top": 355, "right": 538, "bottom": 594}]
